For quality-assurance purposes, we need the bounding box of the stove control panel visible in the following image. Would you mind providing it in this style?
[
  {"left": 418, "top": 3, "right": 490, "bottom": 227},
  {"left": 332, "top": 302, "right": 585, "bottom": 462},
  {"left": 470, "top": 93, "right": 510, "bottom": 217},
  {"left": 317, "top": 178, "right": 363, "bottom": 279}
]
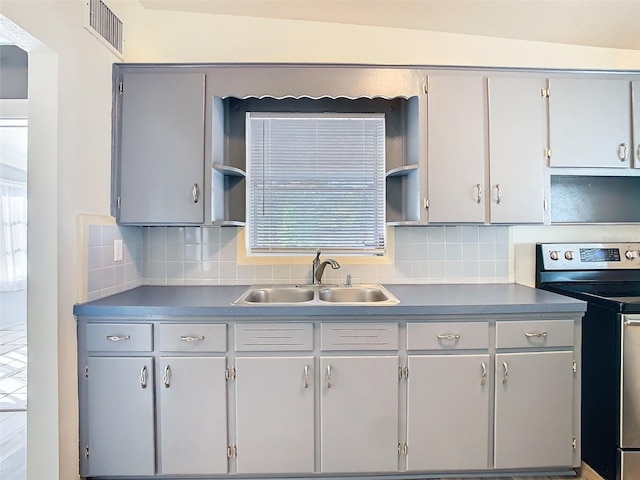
[{"left": 539, "top": 243, "right": 640, "bottom": 270}]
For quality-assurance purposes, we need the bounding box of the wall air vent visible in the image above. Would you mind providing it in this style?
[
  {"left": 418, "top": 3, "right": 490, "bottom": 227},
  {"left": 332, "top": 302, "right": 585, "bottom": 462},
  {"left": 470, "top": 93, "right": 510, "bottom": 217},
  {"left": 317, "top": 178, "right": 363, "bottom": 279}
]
[{"left": 84, "top": 0, "right": 124, "bottom": 59}]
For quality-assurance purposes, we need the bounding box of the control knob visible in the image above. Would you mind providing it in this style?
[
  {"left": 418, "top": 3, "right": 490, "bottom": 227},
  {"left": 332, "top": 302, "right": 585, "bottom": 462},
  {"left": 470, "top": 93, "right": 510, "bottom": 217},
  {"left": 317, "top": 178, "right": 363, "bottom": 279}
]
[
  {"left": 626, "top": 250, "right": 639, "bottom": 260},
  {"left": 550, "top": 251, "right": 560, "bottom": 261},
  {"left": 564, "top": 251, "right": 574, "bottom": 261}
]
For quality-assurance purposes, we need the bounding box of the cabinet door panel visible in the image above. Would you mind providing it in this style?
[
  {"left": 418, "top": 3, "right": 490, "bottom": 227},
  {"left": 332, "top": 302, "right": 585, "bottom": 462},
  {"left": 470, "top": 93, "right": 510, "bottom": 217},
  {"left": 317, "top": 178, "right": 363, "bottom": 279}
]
[
  {"left": 159, "top": 357, "right": 228, "bottom": 474},
  {"left": 320, "top": 356, "right": 399, "bottom": 473},
  {"left": 427, "top": 75, "right": 486, "bottom": 223},
  {"left": 548, "top": 78, "right": 631, "bottom": 168},
  {"left": 118, "top": 72, "right": 205, "bottom": 223},
  {"left": 488, "top": 77, "right": 545, "bottom": 223},
  {"left": 495, "top": 351, "right": 574, "bottom": 469},
  {"left": 86, "top": 356, "right": 155, "bottom": 476},
  {"left": 633, "top": 81, "right": 640, "bottom": 169},
  {"left": 407, "top": 354, "right": 490, "bottom": 471},
  {"left": 235, "top": 357, "right": 315, "bottom": 474}
]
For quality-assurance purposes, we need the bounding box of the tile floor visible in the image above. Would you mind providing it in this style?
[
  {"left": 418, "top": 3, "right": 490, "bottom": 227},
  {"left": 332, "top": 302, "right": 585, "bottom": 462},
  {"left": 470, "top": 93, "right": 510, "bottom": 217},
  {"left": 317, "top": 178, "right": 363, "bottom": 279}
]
[{"left": 0, "top": 322, "right": 27, "bottom": 480}]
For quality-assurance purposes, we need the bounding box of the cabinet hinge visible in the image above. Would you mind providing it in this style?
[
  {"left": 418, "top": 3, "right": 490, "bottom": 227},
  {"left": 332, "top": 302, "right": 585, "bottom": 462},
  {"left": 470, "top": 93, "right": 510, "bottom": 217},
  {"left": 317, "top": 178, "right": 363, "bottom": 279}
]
[
  {"left": 225, "top": 365, "right": 236, "bottom": 381},
  {"left": 572, "top": 437, "right": 577, "bottom": 449},
  {"left": 544, "top": 148, "right": 552, "bottom": 160},
  {"left": 116, "top": 196, "right": 121, "bottom": 209},
  {"left": 227, "top": 444, "right": 237, "bottom": 458},
  {"left": 84, "top": 365, "right": 89, "bottom": 379},
  {"left": 573, "top": 361, "right": 577, "bottom": 373},
  {"left": 119, "top": 82, "right": 123, "bottom": 94},
  {"left": 541, "top": 87, "right": 550, "bottom": 98},
  {"left": 398, "top": 442, "right": 408, "bottom": 456},
  {"left": 424, "top": 198, "right": 429, "bottom": 210},
  {"left": 85, "top": 445, "right": 90, "bottom": 458},
  {"left": 398, "top": 365, "right": 409, "bottom": 379}
]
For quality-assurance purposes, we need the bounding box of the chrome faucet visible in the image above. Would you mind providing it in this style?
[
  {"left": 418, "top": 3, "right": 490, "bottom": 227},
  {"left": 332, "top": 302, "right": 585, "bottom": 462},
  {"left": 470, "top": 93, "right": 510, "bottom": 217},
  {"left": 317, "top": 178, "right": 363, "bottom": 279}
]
[{"left": 313, "top": 250, "right": 341, "bottom": 285}]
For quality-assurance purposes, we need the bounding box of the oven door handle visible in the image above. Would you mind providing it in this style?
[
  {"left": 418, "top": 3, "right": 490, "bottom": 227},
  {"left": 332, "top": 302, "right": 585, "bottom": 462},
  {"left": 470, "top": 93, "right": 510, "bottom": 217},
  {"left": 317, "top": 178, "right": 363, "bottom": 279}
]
[{"left": 624, "top": 319, "right": 640, "bottom": 327}]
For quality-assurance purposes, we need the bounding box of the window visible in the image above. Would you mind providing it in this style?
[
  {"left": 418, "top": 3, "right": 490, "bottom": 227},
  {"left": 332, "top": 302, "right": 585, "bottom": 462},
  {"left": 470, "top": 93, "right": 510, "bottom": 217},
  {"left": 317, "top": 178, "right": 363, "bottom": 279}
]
[{"left": 246, "top": 112, "right": 386, "bottom": 255}]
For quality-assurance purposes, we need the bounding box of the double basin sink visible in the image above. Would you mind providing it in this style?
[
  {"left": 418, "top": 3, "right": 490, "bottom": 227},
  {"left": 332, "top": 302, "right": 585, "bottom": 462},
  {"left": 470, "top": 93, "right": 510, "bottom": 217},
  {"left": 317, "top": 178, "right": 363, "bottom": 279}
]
[{"left": 233, "top": 284, "right": 399, "bottom": 306}]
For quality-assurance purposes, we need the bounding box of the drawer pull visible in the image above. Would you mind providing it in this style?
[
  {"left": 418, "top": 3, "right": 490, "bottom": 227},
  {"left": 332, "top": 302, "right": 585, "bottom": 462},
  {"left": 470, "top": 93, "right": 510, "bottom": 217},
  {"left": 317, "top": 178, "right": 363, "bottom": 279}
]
[
  {"left": 524, "top": 331, "right": 548, "bottom": 338},
  {"left": 502, "top": 361, "right": 509, "bottom": 384},
  {"left": 303, "top": 364, "right": 310, "bottom": 389},
  {"left": 180, "top": 335, "right": 205, "bottom": 342},
  {"left": 481, "top": 362, "right": 487, "bottom": 385},
  {"left": 163, "top": 365, "right": 171, "bottom": 388},
  {"left": 437, "top": 333, "right": 461, "bottom": 341},
  {"left": 139, "top": 365, "right": 148, "bottom": 389},
  {"left": 106, "top": 335, "right": 131, "bottom": 342}
]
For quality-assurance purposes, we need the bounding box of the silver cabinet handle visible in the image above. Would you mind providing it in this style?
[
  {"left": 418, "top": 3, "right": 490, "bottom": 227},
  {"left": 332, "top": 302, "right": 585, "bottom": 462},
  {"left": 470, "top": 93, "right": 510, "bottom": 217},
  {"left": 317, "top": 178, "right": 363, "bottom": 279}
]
[
  {"left": 619, "top": 143, "right": 629, "bottom": 161},
  {"left": 481, "top": 362, "right": 487, "bottom": 385},
  {"left": 180, "top": 335, "right": 205, "bottom": 342},
  {"left": 192, "top": 183, "right": 200, "bottom": 203},
  {"left": 140, "top": 365, "right": 148, "bottom": 389},
  {"left": 106, "top": 335, "right": 130, "bottom": 342},
  {"left": 502, "top": 361, "right": 509, "bottom": 384},
  {"left": 162, "top": 364, "right": 171, "bottom": 388},
  {"left": 525, "top": 331, "right": 548, "bottom": 338},
  {"left": 303, "top": 364, "right": 310, "bottom": 389},
  {"left": 636, "top": 144, "right": 640, "bottom": 162},
  {"left": 475, "top": 184, "right": 483, "bottom": 204},
  {"left": 495, "top": 184, "right": 502, "bottom": 204},
  {"left": 326, "top": 364, "right": 332, "bottom": 389},
  {"left": 437, "top": 333, "right": 460, "bottom": 341}
]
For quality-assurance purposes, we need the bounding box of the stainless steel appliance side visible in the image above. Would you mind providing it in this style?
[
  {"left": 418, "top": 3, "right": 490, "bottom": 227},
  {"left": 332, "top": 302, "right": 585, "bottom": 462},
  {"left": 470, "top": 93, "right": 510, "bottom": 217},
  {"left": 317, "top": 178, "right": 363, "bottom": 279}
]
[{"left": 621, "top": 315, "right": 640, "bottom": 453}]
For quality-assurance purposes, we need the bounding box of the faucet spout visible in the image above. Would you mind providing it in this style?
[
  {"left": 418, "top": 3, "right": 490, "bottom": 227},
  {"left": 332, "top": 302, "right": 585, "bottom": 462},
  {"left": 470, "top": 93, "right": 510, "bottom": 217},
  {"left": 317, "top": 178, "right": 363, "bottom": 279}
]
[{"left": 314, "top": 257, "right": 341, "bottom": 284}]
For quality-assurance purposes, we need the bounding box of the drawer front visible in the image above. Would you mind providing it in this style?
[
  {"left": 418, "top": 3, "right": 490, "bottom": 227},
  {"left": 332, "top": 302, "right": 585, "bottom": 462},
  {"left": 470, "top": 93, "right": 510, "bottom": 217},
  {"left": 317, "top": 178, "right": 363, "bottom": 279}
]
[
  {"left": 321, "top": 323, "right": 398, "bottom": 351},
  {"left": 496, "top": 320, "right": 574, "bottom": 349},
  {"left": 86, "top": 323, "right": 153, "bottom": 352},
  {"left": 235, "top": 323, "right": 313, "bottom": 352},
  {"left": 158, "top": 323, "right": 227, "bottom": 352},
  {"left": 407, "top": 322, "right": 489, "bottom": 350}
]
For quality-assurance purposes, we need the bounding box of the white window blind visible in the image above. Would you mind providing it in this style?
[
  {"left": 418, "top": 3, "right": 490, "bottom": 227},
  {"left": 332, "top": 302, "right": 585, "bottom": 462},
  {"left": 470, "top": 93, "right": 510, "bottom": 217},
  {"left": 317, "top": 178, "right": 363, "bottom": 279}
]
[{"left": 246, "top": 112, "right": 386, "bottom": 255}]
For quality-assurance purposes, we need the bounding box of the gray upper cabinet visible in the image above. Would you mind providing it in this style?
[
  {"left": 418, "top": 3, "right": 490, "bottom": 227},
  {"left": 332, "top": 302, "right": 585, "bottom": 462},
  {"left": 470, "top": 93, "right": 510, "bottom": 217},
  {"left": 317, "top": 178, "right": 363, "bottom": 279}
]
[
  {"left": 426, "top": 74, "right": 486, "bottom": 223},
  {"left": 115, "top": 72, "right": 206, "bottom": 224},
  {"left": 158, "top": 356, "right": 228, "bottom": 475},
  {"left": 548, "top": 78, "right": 632, "bottom": 168},
  {"left": 85, "top": 356, "right": 155, "bottom": 477},
  {"left": 488, "top": 77, "right": 546, "bottom": 223},
  {"left": 235, "top": 356, "right": 315, "bottom": 474},
  {"left": 633, "top": 81, "right": 640, "bottom": 169},
  {"left": 320, "top": 355, "right": 399, "bottom": 473}
]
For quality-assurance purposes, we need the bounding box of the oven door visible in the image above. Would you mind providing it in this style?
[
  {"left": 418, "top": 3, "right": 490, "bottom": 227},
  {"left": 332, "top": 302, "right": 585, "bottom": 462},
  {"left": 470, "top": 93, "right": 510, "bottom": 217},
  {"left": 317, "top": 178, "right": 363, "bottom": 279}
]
[{"left": 621, "top": 315, "right": 640, "bottom": 448}]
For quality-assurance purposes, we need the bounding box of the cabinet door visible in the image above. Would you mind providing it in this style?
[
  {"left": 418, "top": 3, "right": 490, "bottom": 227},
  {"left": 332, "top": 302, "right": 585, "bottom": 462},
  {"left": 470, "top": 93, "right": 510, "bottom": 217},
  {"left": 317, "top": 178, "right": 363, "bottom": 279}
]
[
  {"left": 495, "top": 351, "right": 574, "bottom": 469},
  {"left": 158, "top": 357, "right": 228, "bottom": 474},
  {"left": 548, "top": 78, "right": 631, "bottom": 168},
  {"left": 235, "top": 357, "right": 315, "bottom": 474},
  {"left": 427, "top": 75, "right": 486, "bottom": 223},
  {"left": 117, "top": 72, "right": 205, "bottom": 224},
  {"left": 633, "top": 80, "right": 640, "bottom": 169},
  {"left": 320, "top": 356, "right": 399, "bottom": 473},
  {"left": 407, "top": 354, "right": 490, "bottom": 471},
  {"left": 488, "top": 77, "right": 545, "bottom": 223},
  {"left": 86, "top": 356, "right": 155, "bottom": 476}
]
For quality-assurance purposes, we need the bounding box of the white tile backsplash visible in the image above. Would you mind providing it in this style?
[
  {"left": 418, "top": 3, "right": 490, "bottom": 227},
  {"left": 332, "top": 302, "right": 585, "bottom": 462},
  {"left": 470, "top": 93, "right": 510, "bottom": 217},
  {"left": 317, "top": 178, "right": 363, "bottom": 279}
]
[{"left": 83, "top": 224, "right": 511, "bottom": 297}]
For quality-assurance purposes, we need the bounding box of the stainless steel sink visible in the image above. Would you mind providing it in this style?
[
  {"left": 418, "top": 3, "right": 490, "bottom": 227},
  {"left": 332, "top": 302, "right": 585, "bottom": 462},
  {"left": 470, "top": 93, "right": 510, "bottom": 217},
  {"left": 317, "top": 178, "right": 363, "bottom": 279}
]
[{"left": 233, "top": 284, "right": 399, "bottom": 305}]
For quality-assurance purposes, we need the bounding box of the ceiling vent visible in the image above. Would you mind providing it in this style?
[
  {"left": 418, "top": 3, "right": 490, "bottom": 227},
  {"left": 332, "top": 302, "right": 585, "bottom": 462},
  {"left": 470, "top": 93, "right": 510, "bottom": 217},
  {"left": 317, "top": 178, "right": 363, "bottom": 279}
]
[{"left": 84, "top": 0, "right": 124, "bottom": 59}]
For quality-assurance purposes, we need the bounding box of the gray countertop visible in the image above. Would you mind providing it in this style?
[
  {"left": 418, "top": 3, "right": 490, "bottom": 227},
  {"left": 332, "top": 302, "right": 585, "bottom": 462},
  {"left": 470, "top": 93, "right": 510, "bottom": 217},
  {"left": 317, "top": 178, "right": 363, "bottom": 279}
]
[{"left": 73, "top": 283, "right": 586, "bottom": 318}]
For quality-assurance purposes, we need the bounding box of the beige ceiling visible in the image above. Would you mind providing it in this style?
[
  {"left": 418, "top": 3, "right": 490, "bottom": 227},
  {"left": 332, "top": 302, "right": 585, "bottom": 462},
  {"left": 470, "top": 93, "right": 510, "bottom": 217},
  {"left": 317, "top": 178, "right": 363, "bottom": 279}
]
[{"left": 139, "top": 0, "right": 640, "bottom": 51}]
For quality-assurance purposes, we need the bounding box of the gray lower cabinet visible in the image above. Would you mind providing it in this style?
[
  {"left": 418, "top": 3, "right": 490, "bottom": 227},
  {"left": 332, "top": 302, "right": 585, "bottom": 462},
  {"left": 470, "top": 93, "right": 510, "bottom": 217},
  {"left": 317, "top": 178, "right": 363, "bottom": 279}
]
[
  {"left": 158, "top": 356, "right": 228, "bottom": 475},
  {"left": 320, "top": 355, "right": 399, "bottom": 473},
  {"left": 407, "top": 353, "right": 490, "bottom": 471},
  {"left": 494, "top": 351, "right": 575, "bottom": 468},
  {"left": 235, "top": 356, "right": 315, "bottom": 474},
  {"left": 85, "top": 356, "right": 155, "bottom": 477}
]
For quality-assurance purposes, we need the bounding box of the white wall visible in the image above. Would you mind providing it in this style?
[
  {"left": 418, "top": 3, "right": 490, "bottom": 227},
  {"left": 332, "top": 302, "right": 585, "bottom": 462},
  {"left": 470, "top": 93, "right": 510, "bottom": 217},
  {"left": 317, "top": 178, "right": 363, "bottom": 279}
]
[{"left": 1, "top": 2, "right": 639, "bottom": 479}]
